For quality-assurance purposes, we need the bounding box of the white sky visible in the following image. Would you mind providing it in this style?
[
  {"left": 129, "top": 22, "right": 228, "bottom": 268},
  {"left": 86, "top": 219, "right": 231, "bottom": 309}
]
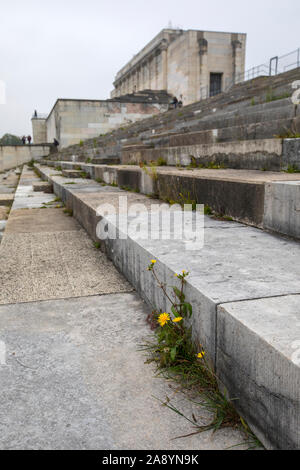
[{"left": 0, "top": 0, "right": 299, "bottom": 136}]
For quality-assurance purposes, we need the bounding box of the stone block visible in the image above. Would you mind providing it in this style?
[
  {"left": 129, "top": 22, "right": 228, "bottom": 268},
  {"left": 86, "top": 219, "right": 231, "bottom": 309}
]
[
  {"left": 0, "top": 194, "right": 14, "bottom": 206},
  {"left": 33, "top": 182, "right": 53, "bottom": 193},
  {"left": 217, "top": 296, "right": 300, "bottom": 450}
]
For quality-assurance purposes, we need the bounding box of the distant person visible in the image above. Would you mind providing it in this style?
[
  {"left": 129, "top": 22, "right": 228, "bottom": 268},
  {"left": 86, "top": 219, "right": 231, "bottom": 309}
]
[
  {"left": 171, "top": 96, "right": 178, "bottom": 109},
  {"left": 34, "top": 110, "right": 37, "bottom": 117},
  {"left": 27, "top": 135, "right": 32, "bottom": 145},
  {"left": 178, "top": 100, "right": 183, "bottom": 108},
  {"left": 53, "top": 138, "right": 59, "bottom": 148},
  {"left": 21, "top": 136, "right": 26, "bottom": 145}
]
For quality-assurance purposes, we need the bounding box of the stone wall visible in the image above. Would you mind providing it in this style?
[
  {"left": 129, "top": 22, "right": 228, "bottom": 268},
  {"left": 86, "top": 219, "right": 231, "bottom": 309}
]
[
  {"left": 0, "top": 145, "right": 52, "bottom": 172},
  {"left": 32, "top": 118, "right": 47, "bottom": 144},
  {"left": 43, "top": 98, "right": 170, "bottom": 148}
]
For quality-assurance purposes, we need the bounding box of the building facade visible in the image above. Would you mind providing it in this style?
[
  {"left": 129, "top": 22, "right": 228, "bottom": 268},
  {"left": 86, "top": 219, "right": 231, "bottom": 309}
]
[{"left": 111, "top": 29, "right": 246, "bottom": 105}]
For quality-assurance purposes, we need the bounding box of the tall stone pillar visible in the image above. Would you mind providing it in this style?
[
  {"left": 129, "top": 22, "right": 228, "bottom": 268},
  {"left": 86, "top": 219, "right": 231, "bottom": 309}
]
[
  {"left": 161, "top": 39, "right": 168, "bottom": 91},
  {"left": 198, "top": 36, "right": 208, "bottom": 100},
  {"left": 141, "top": 63, "right": 145, "bottom": 90},
  {"left": 232, "top": 37, "right": 243, "bottom": 83},
  {"left": 148, "top": 57, "right": 152, "bottom": 89},
  {"left": 136, "top": 67, "right": 140, "bottom": 91}
]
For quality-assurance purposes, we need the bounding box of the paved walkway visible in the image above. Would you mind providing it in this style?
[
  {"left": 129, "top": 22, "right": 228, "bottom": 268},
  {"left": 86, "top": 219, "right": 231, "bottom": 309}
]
[{"left": 0, "top": 167, "right": 247, "bottom": 450}]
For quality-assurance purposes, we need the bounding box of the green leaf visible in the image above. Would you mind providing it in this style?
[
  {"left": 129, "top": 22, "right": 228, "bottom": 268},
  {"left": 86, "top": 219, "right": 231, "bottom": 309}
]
[
  {"left": 171, "top": 306, "right": 179, "bottom": 317},
  {"left": 172, "top": 287, "right": 182, "bottom": 299},
  {"left": 186, "top": 303, "right": 193, "bottom": 317},
  {"left": 170, "top": 347, "right": 177, "bottom": 361}
]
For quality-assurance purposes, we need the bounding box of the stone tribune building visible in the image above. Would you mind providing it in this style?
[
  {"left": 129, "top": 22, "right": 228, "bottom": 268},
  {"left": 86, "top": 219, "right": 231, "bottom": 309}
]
[
  {"left": 111, "top": 28, "right": 246, "bottom": 105},
  {"left": 32, "top": 28, "right": 246, "bottom": 148}
]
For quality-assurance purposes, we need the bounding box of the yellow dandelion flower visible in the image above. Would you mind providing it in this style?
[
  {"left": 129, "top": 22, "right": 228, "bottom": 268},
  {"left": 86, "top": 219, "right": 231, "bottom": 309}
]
[
  {"left": 197, "top": 351, "right": 205, "bottom": 359},
  {"left": 151, "top": 260, "right": 157, "bottom": 264},
  {"left": 158, "top": 312, "right": 170, "bottom": 327},
  {"left": 173, "top": 317, "right": 183, "bottom": 323}
]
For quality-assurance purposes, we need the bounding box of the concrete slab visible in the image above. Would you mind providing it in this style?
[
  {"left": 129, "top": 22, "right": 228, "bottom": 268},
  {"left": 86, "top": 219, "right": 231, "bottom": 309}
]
[
  {"left": 33, "top": 182, "right": 53, "bottom": 193},
  {"left": 264, "top": 180, "right": 300, "bottom": 239},
  {"left": 217, "top": 295, "right": 300, "bottom": 450},
  {"left": 0, "top": 294, "right": 247, "bottom": 450},
  {"left": 11, "top": 166, "right": 56, "bottom": 211},
  {"left": 62, "top": 169, "right": 86, "bottom": 178},
  {"left": 0, "top": 194, "right": 14, "bottom": 206},
  {"left": 5, "top": 208, "right": 82, "bottom": 234},
  {"left": 0, "top": 230, "right": 132, "bottom": 305}
]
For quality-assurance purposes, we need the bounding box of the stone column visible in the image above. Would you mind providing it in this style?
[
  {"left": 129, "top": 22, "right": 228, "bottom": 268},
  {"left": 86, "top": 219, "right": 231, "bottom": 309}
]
[
  {"left": 232, "top": 38, "right": 243, "bottom": 84},
  {"left": 136, "top": 67, "right": 140, "bottom": 91},
  {"left": 198, "top": 36, "right": 208, "bottom": 100},
  {"left": 148, "top": 57, "right": 152, "bottom": 89},
  {"left": 161, "top": 40, "right": 168, "bottom": 91},
  {"left": 142, "top": 62, "right": 147, "bottom": 90}
]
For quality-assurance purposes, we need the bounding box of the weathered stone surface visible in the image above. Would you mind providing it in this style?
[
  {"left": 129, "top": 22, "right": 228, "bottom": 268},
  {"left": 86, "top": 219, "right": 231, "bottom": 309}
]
[
  {"left": 122, "top": 138, "right": 283, "bottom": 171},
  {"left": 282, "top": 138, "right": 300, "bottom": 170},
  {"left": 217, "top": 296, "right": 300, "bottom": 450},
  {"left": 0, "top": 166, "right": 132, "bottom": 305},
  {"left": 62, "top": 169, "right": 86, "bottom": 179},
  {"left": 32, "top": 182, "right": 53, "bottom": 193},
  {"left": 42, "top": 161, "right": 300, "bottom": 234},
  {"left": 36, "top": 163, "right": 300, "bottom": 448},
  {"left": 0, "top": 165, "right": 249, "bottom": 450},
  {"left": 0, "top": 294, "right": 247, "bottom": 450},
  {"left": 112, "top": 29, "right": 246, "bottom": 106},
  {"left": 0, "top": 145, "right": 52, "bottom": 172},
  {"left": 264, "top": 180, "right": 300, "bottom": 238},
  {"left": 0, "top": 194, "right": 14, "bottom": 206}
]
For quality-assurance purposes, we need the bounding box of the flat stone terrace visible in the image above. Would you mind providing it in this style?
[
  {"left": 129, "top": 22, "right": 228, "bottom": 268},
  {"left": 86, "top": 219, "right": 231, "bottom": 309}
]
[
  {"left": 0, "top": 166, "right": 248, "bottom": 450},
  {"left": 34, "top": 162, "right": 300, "bottom": 450}
]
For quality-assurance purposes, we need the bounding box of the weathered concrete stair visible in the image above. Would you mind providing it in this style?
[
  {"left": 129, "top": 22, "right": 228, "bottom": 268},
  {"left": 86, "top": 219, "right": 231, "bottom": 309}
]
[
  {"left": 36, "top": 163, "right": 300, "bottom": 450},
  {"left": 40, "top": 160, "right": 300, "bottom": 240}
]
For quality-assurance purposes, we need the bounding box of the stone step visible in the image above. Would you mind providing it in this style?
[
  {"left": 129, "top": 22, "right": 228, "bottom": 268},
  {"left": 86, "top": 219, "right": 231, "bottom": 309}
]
[
  {"left": 35, "top": 163, "right": 300, "bottom": 450},
  {"left": 91, "top": 156, "right": 121, "bottom": 165},
  {"left": 0, "top": 194, "right": 14, "bottom": 206},
  {"left": 122, "top": 138, "right": 300, "bottom": 171},
  {"left": 61, "top": 169, "right": 88, "bottom": 179},
  {"left": 135, "top": 117, "right": 298, "bottom": 148},
  {"left": 40, "top": 159, "right": 300, "bottom": 241},
  {"left": 32, "top": 181, "right": 53, "bottom": 193}
]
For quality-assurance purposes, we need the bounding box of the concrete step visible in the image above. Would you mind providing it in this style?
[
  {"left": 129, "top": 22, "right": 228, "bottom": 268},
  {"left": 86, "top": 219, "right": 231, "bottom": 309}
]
[
  {"left": 35, "top": 162, "right": 300, "bottom": 450},
  {"left": 0, "top": 194, "right": 14, "bottom": 206},
  {"left": 33, "top": 181, "right": 53, "bottom": 193},
  {"left": 131, "top": 117, "right": 298, "bottom": 148},
  {"left": 40, "top": 160, "right": 300, "bottom": 239},
  {"left": 122, "top": 138, "right": 300, "bottom": 172},
  {"left": 62, "top": 169, "right": 88, "bottom": 179},
  {"left": 91, "top": 156, "right": 121, "bottom": 165}
]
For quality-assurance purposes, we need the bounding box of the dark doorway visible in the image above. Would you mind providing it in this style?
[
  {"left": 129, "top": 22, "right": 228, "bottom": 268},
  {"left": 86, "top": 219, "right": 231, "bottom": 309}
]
[{"left": 210, "top": 73, "right": 223, "bottom": 97}]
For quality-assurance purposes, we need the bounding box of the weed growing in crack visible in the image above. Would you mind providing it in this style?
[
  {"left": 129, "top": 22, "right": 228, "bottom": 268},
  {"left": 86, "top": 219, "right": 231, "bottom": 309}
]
[{"left": 142, "top": 261, "right": 262, "bottom": 448}]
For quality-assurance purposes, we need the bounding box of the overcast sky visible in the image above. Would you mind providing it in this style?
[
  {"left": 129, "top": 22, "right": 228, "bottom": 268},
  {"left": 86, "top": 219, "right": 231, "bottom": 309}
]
[{"left": 0, "top": 0, "right": 299, "bottom": 136}]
